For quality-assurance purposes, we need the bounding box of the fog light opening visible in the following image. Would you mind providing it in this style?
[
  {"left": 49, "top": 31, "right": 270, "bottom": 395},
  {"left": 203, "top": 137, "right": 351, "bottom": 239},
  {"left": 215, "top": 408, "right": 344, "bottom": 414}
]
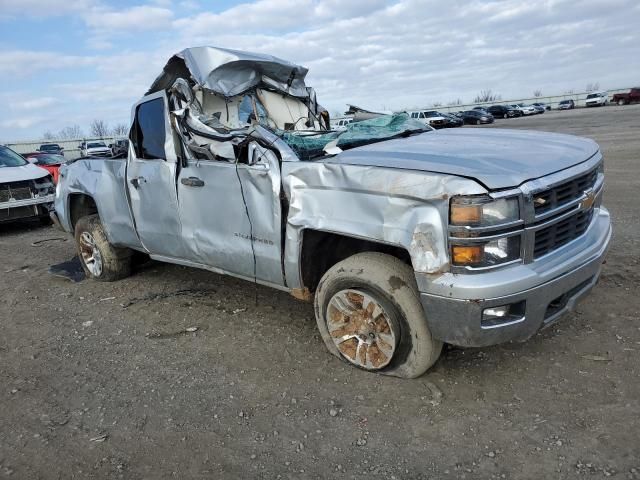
[{"left": 481, "top": 301, "right": 525, "bottom": 329}]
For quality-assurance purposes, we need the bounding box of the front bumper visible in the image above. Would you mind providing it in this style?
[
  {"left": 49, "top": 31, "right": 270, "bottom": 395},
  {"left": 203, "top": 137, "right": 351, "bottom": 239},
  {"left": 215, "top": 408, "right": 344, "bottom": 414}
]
[
  {"left": 0, "top": 194, "right": 55, "bottom": 222},
  {"left": 417, "top": 207, "right": 611, "bottom": 347}
]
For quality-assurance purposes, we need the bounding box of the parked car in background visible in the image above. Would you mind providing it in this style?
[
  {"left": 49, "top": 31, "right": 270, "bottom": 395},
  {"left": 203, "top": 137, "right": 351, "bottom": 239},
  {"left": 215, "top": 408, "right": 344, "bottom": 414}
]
[
  {"left": 458, "top": 110, "right": 494, "bottom": 125},
  {"left": 38, "top": 143, "right": 64, "bottom": 156},
  {"left": 487, "top": 105, "right": 520, "bottom": 118},
  {"left": 80, "top": 141, "right": 112, "bottom": 157},
  {"left": 409, "top": 110, "right": 447, "bottom": 129},
  {"left": 472, "top": 107, "right": 491, "bottom": 113},
  {"left": 0, "top": 145, "right": 55, "bottom": 224},
  {"left": 331, "top": 117, "right": 353, "bottom": 131},
  {"left": 558, "top": 99, "right": 575, "bottom": 110},
  {"left": 611, "top": 88, "right": 640, "bottom": 106},
  {"left": 110, "top": 139, "right": 129, "bottom": 158},
  {"left": 510, "top": 103, "right": 537, "bottom": 115},
  {"left": 22, "top": 152, "right": 66, "bottom": 183},
  {"left": 585, "top": 91, "right": 608, "bottom": 107},
  {"left": 440, "top": 112, "right": 463, "bottom": 127},
  {"left": 531, "top": 103, "right": 545, "bottom": 114},
  {"left": 532, "top": 102, "right": 550, "bottom": 111}
]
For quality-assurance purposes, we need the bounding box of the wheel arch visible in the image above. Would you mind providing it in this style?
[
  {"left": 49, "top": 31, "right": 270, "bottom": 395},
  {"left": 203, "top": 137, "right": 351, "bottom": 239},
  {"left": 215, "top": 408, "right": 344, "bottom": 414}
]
[
  {"left": 296, "top": 229, "right": 413, "bottom": 298},
  {"left": 68, "top": 193, "right": 99, "bottom": 231}
]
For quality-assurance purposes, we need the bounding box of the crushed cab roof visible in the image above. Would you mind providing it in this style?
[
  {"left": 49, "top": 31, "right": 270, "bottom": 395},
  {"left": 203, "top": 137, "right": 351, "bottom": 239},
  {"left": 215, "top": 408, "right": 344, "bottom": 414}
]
[{"left": 147, "top": 46, "right": 310, "bottom": 98}]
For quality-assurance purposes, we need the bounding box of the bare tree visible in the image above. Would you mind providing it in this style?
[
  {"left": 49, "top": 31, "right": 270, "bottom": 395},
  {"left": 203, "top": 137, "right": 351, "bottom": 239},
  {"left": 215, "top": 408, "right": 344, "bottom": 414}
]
[
  {"left": 474, "top": 89, "right": 501, "bottom": 103},
  {"left": 90, "top": 119, "right": 110, "bottom": 138},
  {"left": 533, "top": 89, "right": 542, "bottom": 97},
  {"left": 585, "top": 82, "right": 600, "bottom": 93},
  {"left": 111, "top": 123, "right": 129, "bottom": 136},
  {"left": 565, "top": 89, "right": 575, "bottom": 95},
  {"left": 432, "top": 101, "right": 443, "bottom": 108},
  {"left": 447, "top": 98, "right": 462, "bottom": 106},
  {"left": 58, "top": 125, "right": 83, "bottom": 139},
  {"left": 42, "top": 130, "right": 55, "bottom": 140}
]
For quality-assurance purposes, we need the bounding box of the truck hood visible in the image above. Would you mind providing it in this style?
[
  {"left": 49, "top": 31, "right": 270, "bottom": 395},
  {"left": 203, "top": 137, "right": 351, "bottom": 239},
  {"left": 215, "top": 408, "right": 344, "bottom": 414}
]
[
  {"left": 0, "top": 163, "right": 49, "bottom": 183},
  {"left": 328, "top": 128, "right": 600, "bottom": 190}
]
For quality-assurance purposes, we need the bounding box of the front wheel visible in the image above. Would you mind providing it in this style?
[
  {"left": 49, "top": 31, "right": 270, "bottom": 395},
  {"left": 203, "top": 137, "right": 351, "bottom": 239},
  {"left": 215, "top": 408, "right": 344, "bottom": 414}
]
[
  {"left": 314, "top": 252, "right": 442, "bottom": 378},
  {"left": 617, "top": 99, "right": 625, "bottom": 106},
  {"left": 74, "top": 214, "right": 132, "bottom": 281}
]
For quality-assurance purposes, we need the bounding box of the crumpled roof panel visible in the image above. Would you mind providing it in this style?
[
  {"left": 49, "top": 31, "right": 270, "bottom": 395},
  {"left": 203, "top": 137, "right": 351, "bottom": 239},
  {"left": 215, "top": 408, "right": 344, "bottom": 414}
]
[{"left": 147, "top": 46, "right": 309, "bottom": 97}]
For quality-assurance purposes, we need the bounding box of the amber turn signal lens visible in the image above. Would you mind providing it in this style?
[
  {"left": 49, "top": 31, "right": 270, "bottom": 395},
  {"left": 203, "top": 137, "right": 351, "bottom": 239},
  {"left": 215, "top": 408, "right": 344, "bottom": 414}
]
[
  {"left": 450, "top": 204, "right": 482, "bottom": 225},
  {"left": 452, "top": 245, "right": 484, "bottom": 265}
]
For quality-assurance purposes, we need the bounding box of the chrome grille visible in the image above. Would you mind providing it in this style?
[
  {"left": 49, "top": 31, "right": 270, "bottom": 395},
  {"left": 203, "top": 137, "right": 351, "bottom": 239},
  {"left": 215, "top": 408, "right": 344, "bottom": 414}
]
[
  {"left": 534, "top": 167, "right": 598, "bottom": 215},
  {"left": 534, "top": 208, "right": 594, "bottom": 258}
]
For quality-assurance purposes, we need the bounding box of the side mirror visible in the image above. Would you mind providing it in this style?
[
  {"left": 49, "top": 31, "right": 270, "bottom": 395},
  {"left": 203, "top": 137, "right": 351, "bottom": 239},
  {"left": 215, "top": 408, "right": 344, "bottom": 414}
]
[{"left": 26, "top": 157, "right": 37, "bottom": 164}]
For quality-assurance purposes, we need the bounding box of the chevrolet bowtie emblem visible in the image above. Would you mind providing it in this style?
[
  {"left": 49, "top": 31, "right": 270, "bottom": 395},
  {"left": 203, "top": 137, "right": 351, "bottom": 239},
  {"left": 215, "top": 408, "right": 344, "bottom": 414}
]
[{"left": 580, "top": 189, "right": 596, "bottom": 211}]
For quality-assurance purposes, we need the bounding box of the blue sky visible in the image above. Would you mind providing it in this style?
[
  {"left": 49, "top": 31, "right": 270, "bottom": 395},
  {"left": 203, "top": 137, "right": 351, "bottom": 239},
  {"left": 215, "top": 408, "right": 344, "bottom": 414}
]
[{"left": 1, "top": 0, "right": 638, "bottom": 141}]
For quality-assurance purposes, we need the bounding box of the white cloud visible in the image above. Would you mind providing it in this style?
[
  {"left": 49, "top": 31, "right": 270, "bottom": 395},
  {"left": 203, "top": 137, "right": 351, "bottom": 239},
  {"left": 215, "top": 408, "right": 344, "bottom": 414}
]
[
  {"left": 83, "top": 5, "right": 174, "bottom": 32},
  {"left": 0, "top": 116, "right": 45, "bottom": 129},
  {"left": 0, "top": 50, "right": 98, "bottom": 75},
  {"left": 0, "top": 0, "right": 95, "bottom": 16},
  {"left": 9, "top": 97, "right": 58, "bottom": 110}
]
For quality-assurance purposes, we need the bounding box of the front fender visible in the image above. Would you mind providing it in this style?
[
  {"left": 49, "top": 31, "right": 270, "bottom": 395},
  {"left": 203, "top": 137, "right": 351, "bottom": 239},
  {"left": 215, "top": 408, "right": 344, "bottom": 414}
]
[{"left": 280, "top": 162, "right": 486, "bottom": 289}]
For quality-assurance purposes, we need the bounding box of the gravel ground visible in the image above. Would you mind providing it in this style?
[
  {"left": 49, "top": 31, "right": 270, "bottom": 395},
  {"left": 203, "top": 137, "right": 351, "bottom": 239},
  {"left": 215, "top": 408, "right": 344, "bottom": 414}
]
[{"left": 1, "top": 105, "right": 639, "bottom": 479}]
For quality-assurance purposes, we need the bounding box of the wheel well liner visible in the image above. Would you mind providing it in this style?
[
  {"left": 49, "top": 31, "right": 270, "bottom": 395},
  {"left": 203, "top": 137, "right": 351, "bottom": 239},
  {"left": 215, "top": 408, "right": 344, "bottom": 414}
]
[
  {"left": 69, "top": 193, "right": 98, "bottom": 230},
  {"left": 300, "top": 229, "right": 412, "bottom": 293}
]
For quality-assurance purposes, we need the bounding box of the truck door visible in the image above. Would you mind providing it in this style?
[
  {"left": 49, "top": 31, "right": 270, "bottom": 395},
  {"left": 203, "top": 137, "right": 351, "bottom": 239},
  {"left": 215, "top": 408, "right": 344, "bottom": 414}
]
[
  {"left": 176, "top": 142, "right": 284, "bottom": 286},
  {"left": 127, "top": 92, "right": 189, "bottom": 259}
]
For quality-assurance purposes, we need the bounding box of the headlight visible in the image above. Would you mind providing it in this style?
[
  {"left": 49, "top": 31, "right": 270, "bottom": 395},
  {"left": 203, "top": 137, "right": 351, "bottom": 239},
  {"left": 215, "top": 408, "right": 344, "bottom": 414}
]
[
  {"left": 449, "top": 194, "right": 522, "bottom": 269},
  {"left": 451, "top": 236, "right": 521, "bottom": 268},
  {"left": 450, "top": 195, "right": 519, "bottom": 227}
]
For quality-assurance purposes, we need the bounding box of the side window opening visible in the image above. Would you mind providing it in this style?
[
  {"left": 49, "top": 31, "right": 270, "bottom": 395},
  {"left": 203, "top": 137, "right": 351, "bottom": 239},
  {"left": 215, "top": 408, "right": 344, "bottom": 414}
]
[{"left": 132, "top": 98, "right": 166, "bottom": 160}]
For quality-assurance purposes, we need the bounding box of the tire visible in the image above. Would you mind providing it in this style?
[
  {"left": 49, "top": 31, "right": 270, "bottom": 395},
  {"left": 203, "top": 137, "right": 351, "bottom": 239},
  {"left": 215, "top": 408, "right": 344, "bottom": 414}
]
[
  {"left": 503, "top": 113, "right": 508, "bottom": 119},
  {"left": 314, "top": 252, "right": 442, "bottom": 378},
  {"left": 617, "top": 99, "right": 625, "bottom": 106},
  {"left": 74, "top": 214, "right": 132, "bottom": 281}
]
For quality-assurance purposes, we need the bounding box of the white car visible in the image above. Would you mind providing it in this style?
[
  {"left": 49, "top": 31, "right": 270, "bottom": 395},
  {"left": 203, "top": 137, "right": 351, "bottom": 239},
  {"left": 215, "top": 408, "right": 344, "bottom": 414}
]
[
  {"left": 408, "top": 110, "right": 447, "bottom": 128},
  {"left": 80, "top": 141, "right": 112, "bottom": 157},
  {"left": 510, "top": 103, "right": 537, "bottom": 115},
  {"left": 331, "top": 117, "right": 353, "bottom": 131},
  {"left": 585, "top": 91, "right": 608, "bottom": 107},
  {"left": 0, "top": 145, "right": 55, "bottom": 223}
]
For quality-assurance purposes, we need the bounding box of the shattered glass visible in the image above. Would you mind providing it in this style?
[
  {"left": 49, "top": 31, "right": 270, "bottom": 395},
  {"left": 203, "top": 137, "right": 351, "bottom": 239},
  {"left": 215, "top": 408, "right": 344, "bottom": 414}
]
[{"left": 280, "top": 113, "right": 431, "bottom": 161}]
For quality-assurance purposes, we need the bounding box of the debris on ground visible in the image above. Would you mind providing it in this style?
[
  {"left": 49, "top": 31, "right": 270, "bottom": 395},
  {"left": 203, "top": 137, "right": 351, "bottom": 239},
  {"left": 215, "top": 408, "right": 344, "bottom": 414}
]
[{"left": 31, "top": 237, "right": 67, "bottom": 247}]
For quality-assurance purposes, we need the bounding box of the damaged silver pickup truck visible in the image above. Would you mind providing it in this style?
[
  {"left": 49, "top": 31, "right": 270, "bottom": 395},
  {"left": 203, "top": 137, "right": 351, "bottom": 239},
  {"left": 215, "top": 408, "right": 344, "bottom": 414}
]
[{"left": 53, "top": 47, "right": 611, "bottom": 378}]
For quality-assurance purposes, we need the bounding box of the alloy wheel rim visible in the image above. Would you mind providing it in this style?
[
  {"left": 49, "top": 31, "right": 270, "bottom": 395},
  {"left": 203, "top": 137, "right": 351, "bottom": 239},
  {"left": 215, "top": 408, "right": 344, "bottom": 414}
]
[
  {"left": 79, "top": 231, "right": 103, "bottom": 277},
  {"left": 326, "top": 289, "right": 397, "bottom": 370}
]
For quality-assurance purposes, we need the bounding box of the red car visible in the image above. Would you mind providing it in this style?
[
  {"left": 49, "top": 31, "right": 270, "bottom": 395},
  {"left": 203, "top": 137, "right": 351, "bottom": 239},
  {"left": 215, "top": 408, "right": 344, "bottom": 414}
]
[
  {"left": 611, "top": 88, "right": 640, "bottom": 106},
  {"left": 23, "top": 152, "right": 66, "bottom": 183}
]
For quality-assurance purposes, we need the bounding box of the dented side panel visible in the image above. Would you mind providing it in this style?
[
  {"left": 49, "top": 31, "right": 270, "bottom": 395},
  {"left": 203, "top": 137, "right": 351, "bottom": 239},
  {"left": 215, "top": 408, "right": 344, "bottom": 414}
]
[
  {"left": 280, "top": 161, "right": 486, "bottom": 288},
  {"left": 55, "top": 158, "right": 142, "bottom": 249}
]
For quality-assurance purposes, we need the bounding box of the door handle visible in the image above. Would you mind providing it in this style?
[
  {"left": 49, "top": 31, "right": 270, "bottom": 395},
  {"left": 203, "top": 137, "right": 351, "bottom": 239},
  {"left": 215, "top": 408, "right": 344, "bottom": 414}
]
[
  {"left": 181, "top": 176, "right": 205, "bottom": 187},
  {"left": 130, "top": 176, "right": 145, "bottom": 189}
]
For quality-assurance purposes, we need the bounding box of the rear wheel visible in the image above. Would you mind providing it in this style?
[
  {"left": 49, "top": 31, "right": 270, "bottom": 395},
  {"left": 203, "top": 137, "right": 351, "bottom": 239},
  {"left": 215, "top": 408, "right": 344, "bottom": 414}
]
[
  {"left": 503, "top": 113, "right": 508, "bottom": 119},
  {"left": 314, "top": 252, "right": 442, "bottom": 378},
  {"left": 74, "top": 214, "right": 132, "bottom": 281}
]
